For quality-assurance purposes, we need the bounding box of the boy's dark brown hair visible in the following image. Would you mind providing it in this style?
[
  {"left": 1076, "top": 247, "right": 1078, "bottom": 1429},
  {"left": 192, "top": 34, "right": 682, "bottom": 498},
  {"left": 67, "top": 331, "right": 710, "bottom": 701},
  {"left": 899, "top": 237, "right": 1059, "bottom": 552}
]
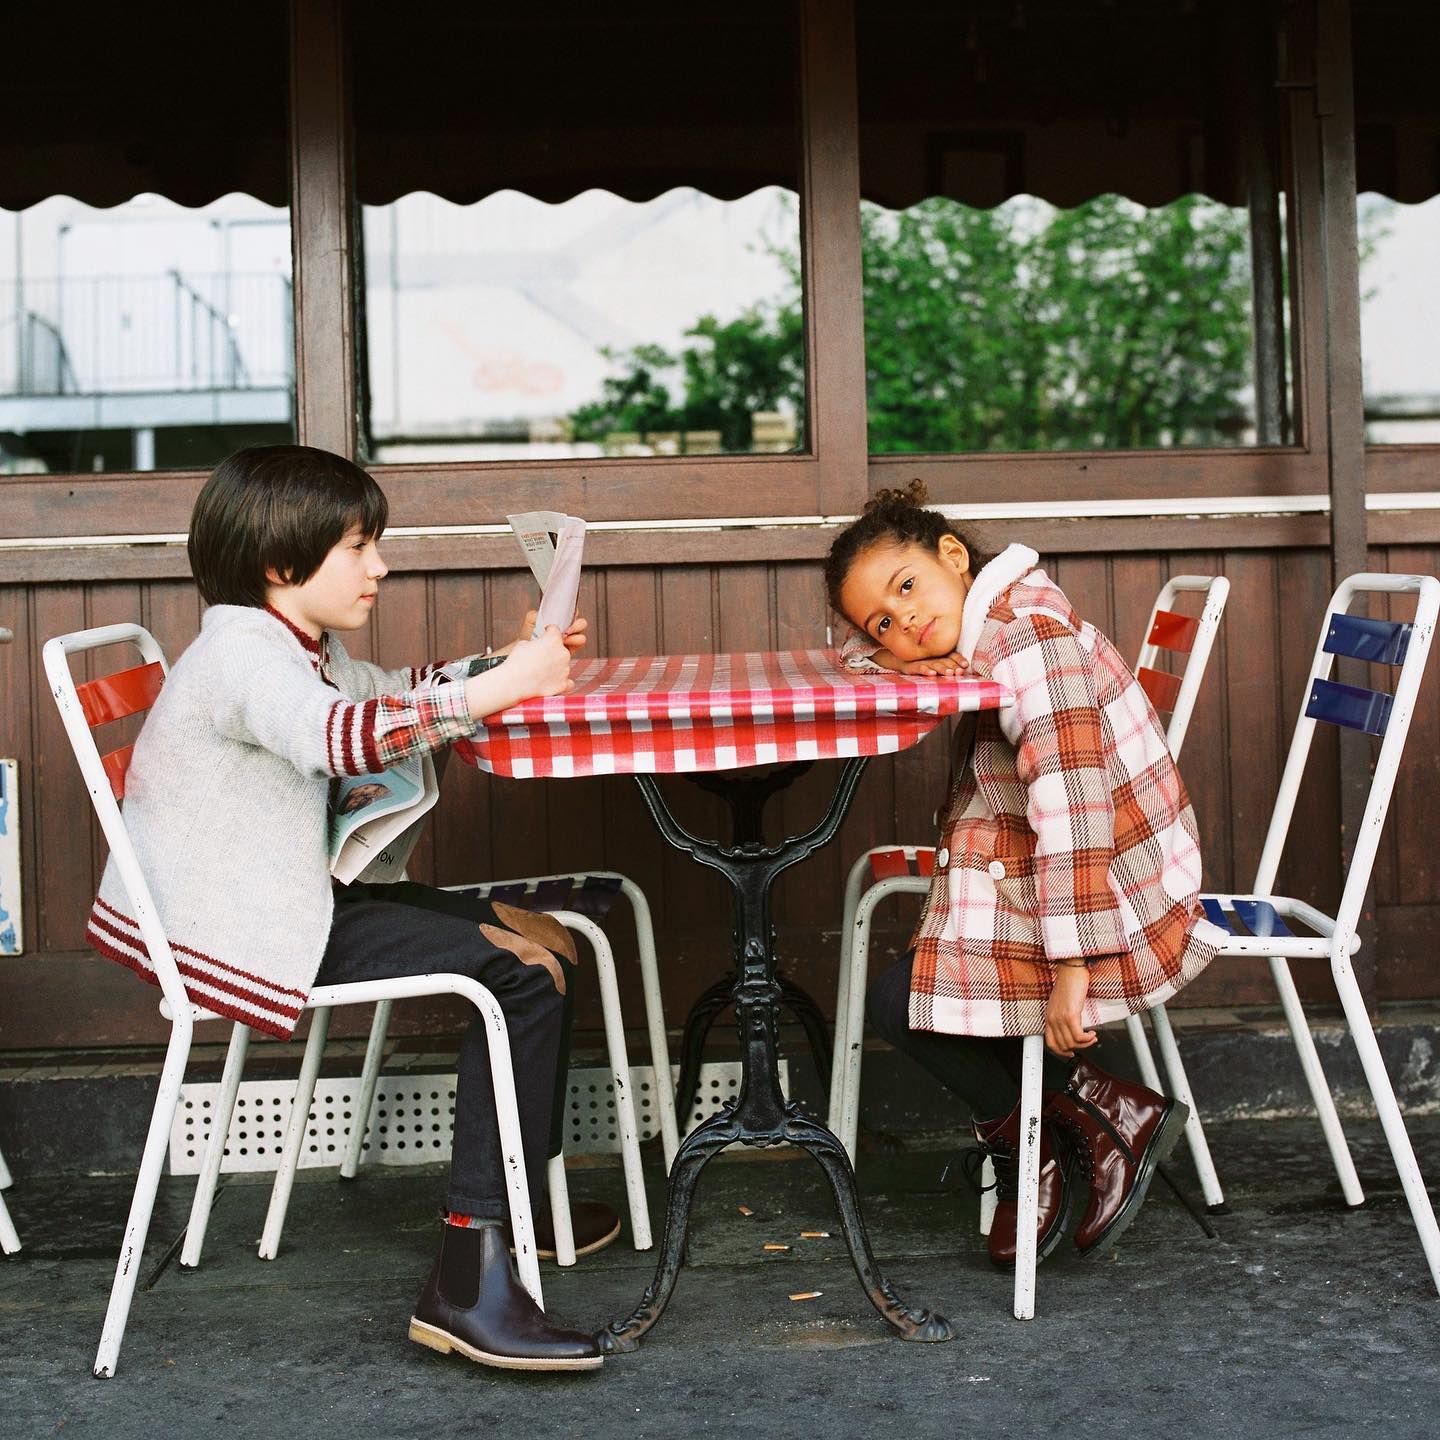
[
  {"left": 823, "top": 478, "right": 991, "bottom": 612},
  {"left": 187, "top": 445, "right": 388, "bottom": 608}
]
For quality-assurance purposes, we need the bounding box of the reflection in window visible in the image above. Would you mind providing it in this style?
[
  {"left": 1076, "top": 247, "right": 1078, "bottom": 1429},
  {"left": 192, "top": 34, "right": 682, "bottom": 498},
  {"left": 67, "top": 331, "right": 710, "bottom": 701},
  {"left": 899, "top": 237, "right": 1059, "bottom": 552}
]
[
  {"left": 1359, "top": 194, "right": 1440, "bottom": 444},
  {"left": 353, "top": 0, "right": 802, "bottom": 464},
  {"left": 1, "top": 196, "right": 294, "bottom": 475},
  {"left": 863, "top": 194, "right": 1271, "bottom": 454},
  {"left": 360, "top": 187, "right": 801, "bottom": 462}
]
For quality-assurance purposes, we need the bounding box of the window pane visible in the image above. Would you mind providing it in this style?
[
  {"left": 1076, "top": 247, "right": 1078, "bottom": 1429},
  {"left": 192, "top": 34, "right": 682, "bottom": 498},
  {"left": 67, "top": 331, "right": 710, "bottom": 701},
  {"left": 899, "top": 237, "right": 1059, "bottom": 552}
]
[
  {"left": 352, "top": 1, "right": 802, "bottom": 464},
  {"left": 1359, "top": 195, "right": 1440, "bottom": 443},
  {"left": 856, "top": 0, "right": 1290, "bottom": 455},
  {"left": 0, "top": 2, "right": 293, "bottom": 476}
]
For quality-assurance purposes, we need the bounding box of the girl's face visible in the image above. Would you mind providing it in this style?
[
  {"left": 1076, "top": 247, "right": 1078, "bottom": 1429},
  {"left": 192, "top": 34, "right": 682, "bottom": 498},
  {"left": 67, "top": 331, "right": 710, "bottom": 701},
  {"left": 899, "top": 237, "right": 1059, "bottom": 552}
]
[
  {"left": 267, "top": 525, "right": 388, "bottom": 637},
  {"left": 838, "top": 535, "right": 973, "bottom": 661}
]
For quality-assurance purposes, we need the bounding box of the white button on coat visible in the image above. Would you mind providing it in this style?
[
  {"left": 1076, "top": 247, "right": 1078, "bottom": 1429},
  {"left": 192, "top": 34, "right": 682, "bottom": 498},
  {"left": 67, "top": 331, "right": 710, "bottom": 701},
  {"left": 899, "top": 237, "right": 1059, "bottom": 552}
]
[
  {"left": 935, "top": 847, "right": 950, "bottom": 868},
  {"left": 988, "top": 859, "right": 1007, "bottom": 880}
]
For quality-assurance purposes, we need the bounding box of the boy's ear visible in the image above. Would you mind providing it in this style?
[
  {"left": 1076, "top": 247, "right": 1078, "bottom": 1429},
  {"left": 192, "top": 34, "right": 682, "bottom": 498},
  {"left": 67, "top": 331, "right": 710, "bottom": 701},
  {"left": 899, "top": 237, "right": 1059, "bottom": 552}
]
[
  {"left": 264, "top": 565, "right": 288, "bottom": 589},
  {"left": 937, "top": 532, "right": 970, "bottom": 575}
]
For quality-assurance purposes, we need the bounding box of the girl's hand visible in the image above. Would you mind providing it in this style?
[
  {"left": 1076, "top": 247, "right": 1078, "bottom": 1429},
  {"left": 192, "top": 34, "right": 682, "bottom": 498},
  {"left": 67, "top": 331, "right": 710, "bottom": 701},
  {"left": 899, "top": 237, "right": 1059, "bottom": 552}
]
[
  {"left": 1044, "top": 964, "right": 1098, "bottom": 1058},
  {"left": 497, "top": 626, "right": 573, "bottom": 702},
  {"left": 872, "top": 649, "right": 970, "bottom": 677}
]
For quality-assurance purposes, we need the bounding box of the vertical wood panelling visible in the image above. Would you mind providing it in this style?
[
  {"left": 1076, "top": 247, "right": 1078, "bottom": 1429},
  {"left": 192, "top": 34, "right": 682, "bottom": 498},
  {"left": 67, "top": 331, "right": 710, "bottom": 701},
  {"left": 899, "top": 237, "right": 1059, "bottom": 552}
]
[{"left": 9, "top": 544, "right": 1440, "bottom": 1047}]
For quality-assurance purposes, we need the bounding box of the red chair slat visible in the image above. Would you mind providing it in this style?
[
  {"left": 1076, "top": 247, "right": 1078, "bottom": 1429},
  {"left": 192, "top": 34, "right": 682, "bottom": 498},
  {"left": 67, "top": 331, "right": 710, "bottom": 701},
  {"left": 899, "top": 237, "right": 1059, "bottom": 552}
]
[
  {"left": 76, "top": 662, "right": 164, "bottom": 728},
  {"left": 1138, "top": 666, "right": 1183, "bottom": 713},
  {"left": 1147, "top": 610, "right": 1200, "bottom": 654},
  {"left": 916, "top": 847, "right": 937, "bottom": 877},
  {"left": 868, "top": 848, "right": 910, "bottom": 880},
  {"left": 101, "top": 745, "right": 134, "bottom": 800}
]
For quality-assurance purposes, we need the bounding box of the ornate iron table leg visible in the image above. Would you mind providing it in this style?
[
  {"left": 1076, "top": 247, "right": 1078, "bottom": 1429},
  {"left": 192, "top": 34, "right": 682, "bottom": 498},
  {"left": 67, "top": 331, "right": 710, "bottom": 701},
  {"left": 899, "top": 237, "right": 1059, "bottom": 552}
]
[{"left": 599, "top": 762, "right": 955, "bottom": 1352}]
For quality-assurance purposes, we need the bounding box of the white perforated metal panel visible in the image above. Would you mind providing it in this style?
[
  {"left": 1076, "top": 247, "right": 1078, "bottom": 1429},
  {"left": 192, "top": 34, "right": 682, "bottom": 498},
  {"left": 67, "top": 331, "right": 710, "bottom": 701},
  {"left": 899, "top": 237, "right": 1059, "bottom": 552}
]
[{"left": 169, "top": 1060, "right": 788, "bottom": 1174}]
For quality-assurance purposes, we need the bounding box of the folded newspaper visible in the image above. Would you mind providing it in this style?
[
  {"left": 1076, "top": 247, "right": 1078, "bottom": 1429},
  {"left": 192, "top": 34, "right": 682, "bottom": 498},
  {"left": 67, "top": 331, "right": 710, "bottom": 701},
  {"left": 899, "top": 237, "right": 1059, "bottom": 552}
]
[
  {"left": 508, "top": 510, "right": 586, "bottom": 637},
  {"left": 328, "top": 751, "right": 439, "bottom": 885},
  {"left": 327, "top": 512, "right": 587, "bottom": 883}
]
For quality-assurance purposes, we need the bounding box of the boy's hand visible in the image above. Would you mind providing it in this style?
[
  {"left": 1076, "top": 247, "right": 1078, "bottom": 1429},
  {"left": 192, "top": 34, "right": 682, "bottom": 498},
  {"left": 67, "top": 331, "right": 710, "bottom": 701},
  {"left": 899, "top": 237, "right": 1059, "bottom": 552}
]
[
  {"left": 871, "top": 649, "right": 970, "bottom": 677},
  {"left": 498, "top": 626, "right": 573, "bottom": 701},
  {"left": 511, "top": 609, "right": 589, "bottom": 654},
  {"left": 1044, "top": 963, "right": 1098, "bottom": 1058}
]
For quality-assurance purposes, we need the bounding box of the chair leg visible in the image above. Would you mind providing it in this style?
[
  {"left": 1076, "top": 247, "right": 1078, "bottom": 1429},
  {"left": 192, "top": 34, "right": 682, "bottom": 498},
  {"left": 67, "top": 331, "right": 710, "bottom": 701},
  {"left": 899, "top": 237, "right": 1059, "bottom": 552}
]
[
  {"left": 95, "top": 1019, "right": 195, "bottom": 1378},
  {"left": 179, "top": 1021, "right": 251, "bottom": 1268},
  {"left": 834, "top": 890, "right": 879, "bottom": 1165},
  {"left": 341, "top": 999, "right": 392, "bottom": 1179},
  {"left": 621, "top": 878, "right": 680, "bottom": 1171},
  {"left": 1125, "top": 1012, "right": 1165, "bottom": 1091},
  {"left": 258, "top": 1007, "right": 331, "bottom": 1261},
  {"left": 0, "top": 1184, "right": 19, "bottom": 1255},
  {"left": 1332, "top": 951, "right": 1440, "bottom": 1296},
  {"left": 560, "top": 911, "right": 651, "bottom": 1251},
  {"left": 1013, "top": 1034, "right": 1044, "bottom": 1321},
  {"left": 1268, "top": 954, "right": 1365, "bottom": 1206},
  {"left": 0, "top": 1142, "right": 13, "bottom": 1189},
  {"left": 546, "top": 1154, "right": 577, "bottom": 1267},
  {"left": 829, "top": 854, "right": 872, "bottom": 1133},
  {"left": 978, "top": 1157, "right": 997, "bottom": 1237},
  {"left": 1147, "top": 1004, "right": 1226, "bottom": 1211}
]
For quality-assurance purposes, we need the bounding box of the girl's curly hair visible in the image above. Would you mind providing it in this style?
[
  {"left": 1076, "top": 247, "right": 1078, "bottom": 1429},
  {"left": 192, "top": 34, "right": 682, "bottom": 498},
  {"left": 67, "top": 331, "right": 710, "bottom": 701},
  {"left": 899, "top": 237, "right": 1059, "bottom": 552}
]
[{"left": 823, "top": 479, "right": 991, "bottom": 613}]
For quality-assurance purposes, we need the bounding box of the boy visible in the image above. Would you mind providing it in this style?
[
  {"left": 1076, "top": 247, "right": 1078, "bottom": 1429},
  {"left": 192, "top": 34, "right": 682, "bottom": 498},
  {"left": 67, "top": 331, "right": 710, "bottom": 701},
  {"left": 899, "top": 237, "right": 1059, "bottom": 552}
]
[{"left": 87, "top": 445, "right": 605, "bottom": 1371}]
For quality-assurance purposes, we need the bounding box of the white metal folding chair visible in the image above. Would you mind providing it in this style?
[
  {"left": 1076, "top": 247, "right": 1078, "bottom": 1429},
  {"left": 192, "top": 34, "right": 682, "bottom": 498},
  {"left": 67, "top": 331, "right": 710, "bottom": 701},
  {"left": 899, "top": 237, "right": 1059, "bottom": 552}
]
[
  {"left": 1011, "top": 571, "right": 1440, "bottom": 1319},
  {"left": 828, "top": 575, "right": 1230, "bottom": 1188},
  {"left": 44, "top": 623, "right": 545, "bottom": 1377},
  {"left": 231, "top": 873, "right": 678, "bottom": 1271},
  {"left": 0, "top": 1144, "right": 19, "bottom": 1254}
]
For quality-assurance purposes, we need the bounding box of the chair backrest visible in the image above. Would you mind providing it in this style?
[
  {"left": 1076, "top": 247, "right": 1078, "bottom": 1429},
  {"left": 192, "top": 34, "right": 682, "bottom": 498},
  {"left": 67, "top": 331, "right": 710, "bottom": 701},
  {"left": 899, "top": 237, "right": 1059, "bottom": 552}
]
[
  {"left": 41, "top": 624, "right": 186, "bottom": 1011},
  {"left": 1133, "top": 574, "right": 1230, "bottom": 760},
  {"left": 1252, "top": 573, "right": 1440, "bottom": 943}
]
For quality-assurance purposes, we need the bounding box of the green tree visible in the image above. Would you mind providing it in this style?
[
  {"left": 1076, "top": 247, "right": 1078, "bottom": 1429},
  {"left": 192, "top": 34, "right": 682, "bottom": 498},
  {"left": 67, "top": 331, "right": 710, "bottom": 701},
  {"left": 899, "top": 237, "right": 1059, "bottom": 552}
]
[{"left": 571, "top": 193, "right": 1270, "bottom": 454}]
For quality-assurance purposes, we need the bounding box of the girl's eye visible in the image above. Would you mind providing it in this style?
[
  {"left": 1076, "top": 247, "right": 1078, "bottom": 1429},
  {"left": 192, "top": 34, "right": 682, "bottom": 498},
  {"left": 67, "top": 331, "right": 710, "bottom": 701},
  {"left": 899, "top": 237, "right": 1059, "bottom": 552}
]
[
  {"left": 900, "top": 576, "right": 914, "bottom": 593},
  {"left": 876, "top": 617, "right": 890, "bottom": 636}
]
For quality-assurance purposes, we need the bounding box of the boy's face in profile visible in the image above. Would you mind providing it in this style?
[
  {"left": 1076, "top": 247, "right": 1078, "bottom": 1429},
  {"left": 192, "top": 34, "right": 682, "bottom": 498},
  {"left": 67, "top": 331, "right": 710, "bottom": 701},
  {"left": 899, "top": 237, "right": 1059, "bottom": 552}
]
[{"left": 268, "top": 526, "right": 388, "bottom": 638}]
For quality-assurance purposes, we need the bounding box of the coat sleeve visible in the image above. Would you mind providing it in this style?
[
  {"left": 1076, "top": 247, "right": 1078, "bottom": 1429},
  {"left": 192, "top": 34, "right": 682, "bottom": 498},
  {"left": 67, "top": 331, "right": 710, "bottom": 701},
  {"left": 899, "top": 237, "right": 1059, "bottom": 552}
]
[
  {"left": 203, "top": 626, "right": 475, "bottom": 779},
  {"left": 837, "top": 628, "right": 888, "bottom": 673},
  {"left": 985, "top": 610, "right": 1129, "bottom": 962}
]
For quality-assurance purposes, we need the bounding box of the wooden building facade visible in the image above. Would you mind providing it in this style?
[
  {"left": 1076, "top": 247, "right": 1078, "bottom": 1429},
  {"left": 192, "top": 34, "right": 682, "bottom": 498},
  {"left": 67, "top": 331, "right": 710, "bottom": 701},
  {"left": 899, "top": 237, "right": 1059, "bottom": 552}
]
[{"left": 2, "top": 0, "right": 1438, "bottom": 1050}]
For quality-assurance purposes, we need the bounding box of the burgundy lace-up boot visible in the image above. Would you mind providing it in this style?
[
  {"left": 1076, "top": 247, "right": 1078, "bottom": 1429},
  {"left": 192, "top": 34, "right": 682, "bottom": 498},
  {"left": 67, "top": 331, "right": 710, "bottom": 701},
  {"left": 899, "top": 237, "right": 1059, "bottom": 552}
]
[
  {"left": 1045, "top": 1059, "right": 1190, "bottom": 1258},
  {"left": 973, "top": 1104, "right": 1075, "bottom": 1269}
]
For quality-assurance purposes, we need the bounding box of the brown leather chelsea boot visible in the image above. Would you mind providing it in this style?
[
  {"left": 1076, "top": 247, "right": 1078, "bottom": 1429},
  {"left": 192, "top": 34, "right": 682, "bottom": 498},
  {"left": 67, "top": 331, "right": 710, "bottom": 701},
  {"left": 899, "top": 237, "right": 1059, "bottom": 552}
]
[
  {"left": 410, "top": 1220, "right": 603, "bottom": 1371},
  {"left": 1045, "top": 1059, "right": 1190, "bottom": 1258},
  {"left": 973, "top": 1103, "right": 1075, "bottom": 1269}
]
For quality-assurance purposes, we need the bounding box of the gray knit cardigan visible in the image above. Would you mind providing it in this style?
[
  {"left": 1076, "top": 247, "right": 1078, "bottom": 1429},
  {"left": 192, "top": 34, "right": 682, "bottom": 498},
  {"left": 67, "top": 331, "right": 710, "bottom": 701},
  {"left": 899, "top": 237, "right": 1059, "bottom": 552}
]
[{"left": 87, "top": 604, "right": 478, "bottom": 1037}]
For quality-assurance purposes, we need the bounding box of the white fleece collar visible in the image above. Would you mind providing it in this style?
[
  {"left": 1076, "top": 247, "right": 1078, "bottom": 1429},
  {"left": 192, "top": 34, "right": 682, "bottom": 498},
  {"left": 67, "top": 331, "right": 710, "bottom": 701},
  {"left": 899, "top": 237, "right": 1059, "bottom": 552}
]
[{"left": 957, "top": 543, "right": 1039, "bottom": 661}]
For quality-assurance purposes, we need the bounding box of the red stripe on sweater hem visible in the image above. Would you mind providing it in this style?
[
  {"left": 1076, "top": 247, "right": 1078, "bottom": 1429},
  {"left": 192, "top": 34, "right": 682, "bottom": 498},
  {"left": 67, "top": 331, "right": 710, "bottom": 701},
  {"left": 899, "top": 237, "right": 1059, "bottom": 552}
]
[
  {"left": 87, "top": 916, "right": 305, "bottom": 1021},
  {"left": 91, "top": 897, "right": 309, "bottom": 1001},
  {"left": 85, "top": 930, "right": 298, "bottom": 1040}
]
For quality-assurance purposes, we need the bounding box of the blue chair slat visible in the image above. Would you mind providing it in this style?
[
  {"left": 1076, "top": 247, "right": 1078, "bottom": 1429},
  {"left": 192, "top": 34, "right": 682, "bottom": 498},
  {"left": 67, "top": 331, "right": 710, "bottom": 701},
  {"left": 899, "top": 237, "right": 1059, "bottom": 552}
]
[
  {"left": 1232, "top": 899, "right": 1295, "bottom": 939},
  {"left": 484, "top": 882, "right": 529, "bottom": 909},
  {"left": 1323, "top": 612, "right": 1412, "bottom": 666},
  {"left": 1305, "top": 678, "right": 1394, "bottom": 736},
  {"left": 1201, "top": 897, "right": 1234, "bottom": 932},
  {"left": 569, "top": 874, "right": 624, "bottom": 918},
  {"left": 532, "top": 877, "right": 576, "bottom": 912}
]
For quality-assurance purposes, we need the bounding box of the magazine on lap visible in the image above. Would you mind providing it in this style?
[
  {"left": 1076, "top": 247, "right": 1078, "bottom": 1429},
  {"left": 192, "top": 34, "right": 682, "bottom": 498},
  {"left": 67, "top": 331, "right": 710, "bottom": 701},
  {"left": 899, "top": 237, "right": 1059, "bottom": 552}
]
[{"left": 328, "top": 751, "right": 439, "bottom": 885}]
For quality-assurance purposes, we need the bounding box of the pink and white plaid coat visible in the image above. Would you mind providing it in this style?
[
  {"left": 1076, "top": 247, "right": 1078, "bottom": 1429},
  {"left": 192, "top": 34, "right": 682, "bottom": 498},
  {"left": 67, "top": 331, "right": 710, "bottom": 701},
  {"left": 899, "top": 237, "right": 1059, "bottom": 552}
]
[{"left": 845, "top": 543, "right": 1222, "bottom": 1038}]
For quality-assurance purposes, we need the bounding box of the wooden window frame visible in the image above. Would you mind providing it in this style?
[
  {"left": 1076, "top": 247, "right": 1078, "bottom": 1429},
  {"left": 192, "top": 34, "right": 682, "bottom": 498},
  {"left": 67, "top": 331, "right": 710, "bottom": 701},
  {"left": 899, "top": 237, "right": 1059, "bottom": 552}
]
[{"left": 2, "top": 0, "right": 1436, "bottom": 582}]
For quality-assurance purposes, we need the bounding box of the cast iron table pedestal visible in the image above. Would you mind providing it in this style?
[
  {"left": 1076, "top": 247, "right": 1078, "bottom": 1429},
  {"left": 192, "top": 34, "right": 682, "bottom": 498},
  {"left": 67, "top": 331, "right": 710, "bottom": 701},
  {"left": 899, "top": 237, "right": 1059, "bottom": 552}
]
[{"left": 597, "top": 757, "right": 955, "bottom": 1353}]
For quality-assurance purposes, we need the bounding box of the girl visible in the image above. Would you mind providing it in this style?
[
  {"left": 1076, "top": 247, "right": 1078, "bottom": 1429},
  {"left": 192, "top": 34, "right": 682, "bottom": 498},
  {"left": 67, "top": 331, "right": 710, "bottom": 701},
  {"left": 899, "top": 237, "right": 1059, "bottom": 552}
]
[
  {"left": 825, "top": 482, "right": 1224, "bottom": 1268},
  {"left": 87, "top": 445, "right": 606, "bottom": 1371}
]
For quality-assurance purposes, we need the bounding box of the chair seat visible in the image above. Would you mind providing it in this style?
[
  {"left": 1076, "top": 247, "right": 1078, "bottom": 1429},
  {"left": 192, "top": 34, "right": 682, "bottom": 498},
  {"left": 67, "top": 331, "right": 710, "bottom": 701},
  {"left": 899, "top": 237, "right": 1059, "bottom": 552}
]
[{"left": 1199, "top": 893, "right": 1360, "bottom": 959}]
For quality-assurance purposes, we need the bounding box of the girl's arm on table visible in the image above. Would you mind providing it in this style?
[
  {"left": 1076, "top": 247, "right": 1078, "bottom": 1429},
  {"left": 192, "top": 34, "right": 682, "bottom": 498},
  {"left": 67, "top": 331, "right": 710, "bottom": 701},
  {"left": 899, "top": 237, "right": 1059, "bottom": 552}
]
[{"left": 837, "top": 627, "right": 967, "bottom": 676}]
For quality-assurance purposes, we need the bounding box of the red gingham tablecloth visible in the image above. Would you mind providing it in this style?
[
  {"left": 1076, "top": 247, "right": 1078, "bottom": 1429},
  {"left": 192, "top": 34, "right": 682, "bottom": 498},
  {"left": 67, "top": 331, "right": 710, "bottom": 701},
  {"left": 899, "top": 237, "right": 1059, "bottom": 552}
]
[{"left": 454, "top": 649, "right": 1010, "bottom": 778}]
